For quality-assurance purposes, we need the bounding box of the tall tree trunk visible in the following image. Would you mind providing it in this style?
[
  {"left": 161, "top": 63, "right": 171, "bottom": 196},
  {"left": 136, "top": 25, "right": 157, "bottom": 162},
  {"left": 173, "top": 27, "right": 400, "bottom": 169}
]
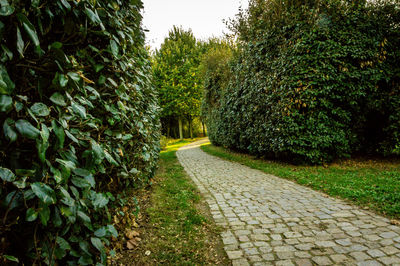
[
  {"left": 202, "top": 121, "right": 206, "bottom": 137},
  {"left": 189, "top": 118, "right": 193, "bottom": 139},
  {"left": 178, "top": 117, "right": 183, "bottom": 140}
]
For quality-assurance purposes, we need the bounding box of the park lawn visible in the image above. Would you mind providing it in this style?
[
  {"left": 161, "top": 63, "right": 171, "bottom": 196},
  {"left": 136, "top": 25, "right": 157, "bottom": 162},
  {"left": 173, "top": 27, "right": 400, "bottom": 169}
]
[
  {"left": 113, "top": 139, "right": 228, "bottom": 265},
  {"left": 201, "top": 143, "right": 400, "bottom": 220}
]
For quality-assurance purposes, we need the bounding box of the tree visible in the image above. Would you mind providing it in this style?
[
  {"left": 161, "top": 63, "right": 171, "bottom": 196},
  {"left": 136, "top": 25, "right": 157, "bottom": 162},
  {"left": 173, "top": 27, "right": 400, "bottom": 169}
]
[{"left": 152, "top": 26, "right": 203, "bottom": 139}]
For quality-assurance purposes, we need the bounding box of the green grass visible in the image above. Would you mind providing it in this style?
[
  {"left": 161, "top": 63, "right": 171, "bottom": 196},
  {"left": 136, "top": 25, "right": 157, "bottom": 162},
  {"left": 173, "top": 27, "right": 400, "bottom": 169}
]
[
  {"left": 201, "top": 143, "right": 400, "bottom": 219},
  {"left": 142, "top": 139, "right": 228, "bottom": 265}
]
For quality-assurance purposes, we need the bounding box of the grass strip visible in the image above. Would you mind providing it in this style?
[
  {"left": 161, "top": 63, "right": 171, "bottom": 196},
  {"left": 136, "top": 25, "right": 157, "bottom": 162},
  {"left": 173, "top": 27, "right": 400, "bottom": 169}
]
[
  {"left": 201, "top": 143, "right": 400, "bottom": 219},
  {"left": 138, "top": 139, "right": 228, "bottom": 265}
]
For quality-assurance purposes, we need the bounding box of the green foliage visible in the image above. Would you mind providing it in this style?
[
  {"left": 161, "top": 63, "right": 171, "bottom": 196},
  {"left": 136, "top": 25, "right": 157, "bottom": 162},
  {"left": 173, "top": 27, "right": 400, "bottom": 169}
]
[
  {"left": 0, "top": 0, "right": 160, "bottom": 264},
  {"left": 152, "top": 26, "right": 204, "bottom": 136},
  {"left": 200, "top": 39, "right": 235, "bottom": 143},
  {"left": 203, "top": 0, "right": 400, "bottom": 164}
]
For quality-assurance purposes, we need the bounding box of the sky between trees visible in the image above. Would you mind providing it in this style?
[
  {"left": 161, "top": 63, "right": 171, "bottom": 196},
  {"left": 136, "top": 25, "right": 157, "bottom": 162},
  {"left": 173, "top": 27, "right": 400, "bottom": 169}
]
[{"left": 142, "top": 0, "right": 249, "bottom": 50}]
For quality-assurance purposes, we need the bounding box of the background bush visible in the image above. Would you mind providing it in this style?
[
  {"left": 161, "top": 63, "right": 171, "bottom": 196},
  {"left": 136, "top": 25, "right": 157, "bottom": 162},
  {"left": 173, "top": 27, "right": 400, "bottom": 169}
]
[
  {"left": 0, "top": 0, "right": 160, "bottom": 264},
  {"left": 203, "top": 0, "right": 400, "bottom": 164}
]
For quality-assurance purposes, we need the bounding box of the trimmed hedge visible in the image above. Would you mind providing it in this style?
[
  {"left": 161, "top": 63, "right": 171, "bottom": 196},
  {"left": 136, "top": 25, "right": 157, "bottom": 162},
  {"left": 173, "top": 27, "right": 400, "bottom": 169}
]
[
  {"left": 203, "top": 0, "right": 400, "bottom": 164},
  {"left": 0, "top": 0, "right": 160, "bottom": 264}
]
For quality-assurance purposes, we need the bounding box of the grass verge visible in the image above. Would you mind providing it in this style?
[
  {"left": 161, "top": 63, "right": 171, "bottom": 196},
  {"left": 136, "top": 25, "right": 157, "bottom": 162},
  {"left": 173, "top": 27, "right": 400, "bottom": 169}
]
[
  {"left": 113, "top": 139, "right": 228, "bottom": 265},
  {"left": 201, "top": 143, "right": 400, "bottom": 220}
]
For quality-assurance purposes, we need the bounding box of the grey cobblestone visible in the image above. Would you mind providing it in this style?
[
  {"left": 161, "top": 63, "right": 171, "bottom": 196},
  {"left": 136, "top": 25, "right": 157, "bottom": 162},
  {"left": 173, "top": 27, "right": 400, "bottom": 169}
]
[{"left": 176, "top": 139, "right": 400, "bottom": 265}]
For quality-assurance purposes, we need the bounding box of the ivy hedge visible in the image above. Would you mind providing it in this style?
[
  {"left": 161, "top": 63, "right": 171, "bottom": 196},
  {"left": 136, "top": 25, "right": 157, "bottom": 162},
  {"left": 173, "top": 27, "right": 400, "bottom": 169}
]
[
  {"left": 203, "top": 0, "right": 400, "bottom": 164},
  {"left": 0, "top": 0, "right": 160, "bottom": 264}
]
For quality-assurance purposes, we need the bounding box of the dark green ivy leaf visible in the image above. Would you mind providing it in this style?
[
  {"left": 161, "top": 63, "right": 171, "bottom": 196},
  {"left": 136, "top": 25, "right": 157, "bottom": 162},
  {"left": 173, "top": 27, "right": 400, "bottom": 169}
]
[
  {"left": 90, "top": 237, "right": 104, "bottom": 252},
  {"left": 52, "top": 120, "right": 65, "bottom": 149},
  {"left": 38, "top": 201, "right": 50, "bottom": 226},
  {"left": 71, "top": 102, "right": 86, "bottom": 119},
  {"left": 3, "top": 255, "right": 19, "bottom": 263},
  {"left": 16, "top": 27, "right": 24, "bottom": 57},
  {"left": 30, "top": 102, "right": 50, "bottom": 116},
  {"left": 31, "top": 182, "right": 57, "bottom": 204},
  {"left": 57, "top": 236, "right": 71, "bottom": 250},
  {"left": 0, "top": 95, "right": 12, "bottom": 112},
  {"left": 0, "top": 167, "right": 15, "bottom": 182},
  {"left": 85, "top": 8, "right": 101, "bottom": 24},
  {"left": 71, "top": 177, "right": 90, "bottom": 188},
  {"left": 16, "top": 13, "right": 40, "bottom": 47},
  {"left": 60, "top": 0, "right": 71, "bottom": 10},
  {"left": 110, "top": 40, "right": 118, "bottom": 58},
  {"left": 15, "top": 119, "right": 40, "bottom": 139},
  {"left": 0, "top": 0, "right": 15, "bottom": 16},
  {"left": 50, "top": 92, "right": 67, "bottom": 106},
  {"left": 26, "top": 207, "right": 38, "bottom": 221},
  {"left": 92, "top": 193, "right": 108, "bottom": 209},
  {"left": 77, "top": 210, "right": 91, "bottom": 223},
  {"left": 3, "top": 118, "right": 17, "bottom": 142},
  {"left": 0, "top": 64, "right": 15, "bottom": 94}
]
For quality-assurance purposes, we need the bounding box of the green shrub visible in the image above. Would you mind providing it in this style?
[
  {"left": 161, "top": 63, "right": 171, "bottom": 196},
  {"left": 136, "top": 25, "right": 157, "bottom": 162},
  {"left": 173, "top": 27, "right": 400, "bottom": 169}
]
[
  {"left": 0, "top": 0, "right": 160, "bottom": 264},
  {"left": 203, "top": 0, "right": 400, "bottom": 164}
]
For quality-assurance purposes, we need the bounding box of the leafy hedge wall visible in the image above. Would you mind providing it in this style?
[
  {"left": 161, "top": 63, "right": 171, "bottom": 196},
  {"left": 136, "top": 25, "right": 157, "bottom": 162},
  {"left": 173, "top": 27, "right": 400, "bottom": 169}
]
[
  {"left": 203, "top": 0, "right": 400, "bottom": 164},
  {"left": 0, "top": 0, "right": 160, "bottom": 264}
]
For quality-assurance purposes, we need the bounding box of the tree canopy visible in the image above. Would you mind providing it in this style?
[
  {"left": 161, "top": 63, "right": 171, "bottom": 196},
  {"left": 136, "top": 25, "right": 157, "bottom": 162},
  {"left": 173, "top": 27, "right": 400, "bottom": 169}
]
[{"left": 152, "top": 26, "right": 204, "bottom": 138}]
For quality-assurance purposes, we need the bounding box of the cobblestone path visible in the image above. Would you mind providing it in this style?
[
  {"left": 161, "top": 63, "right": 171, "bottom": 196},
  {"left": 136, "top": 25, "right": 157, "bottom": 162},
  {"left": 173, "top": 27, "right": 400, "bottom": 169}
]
[{"left": 177, "top": 139, "right": 400, "bottom": 266}]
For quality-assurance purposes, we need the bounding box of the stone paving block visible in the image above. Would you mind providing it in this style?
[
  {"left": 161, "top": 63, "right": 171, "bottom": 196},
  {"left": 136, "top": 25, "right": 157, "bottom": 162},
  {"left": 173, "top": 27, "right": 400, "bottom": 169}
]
[
  {"left": 223, "top": 236, "right": 238, "bottom": 245},
  {"left": 259, "top": 246, "right": 273, "bottom": 253},
  {"left": 377, "top": 255, "right": 400, "bottom": 264},
  {"left": 315, "top": 240, "right": 336, "bottom": 248},
  {"left": 295, "top": 243, "right": 315, "bottom": 251},
  {"left": 284, "top": 232, "right": 302, "bottom": 239},
  {"left": 330, "top": 254, "right": 350, "bottom": 263},
  {"left": 277, "top": 251, "right": 294, "bottom": 260},
  {"left": 250, "top": 234, "right": 269, "bottom": 241},
  {"left": 350, "top": 251, "right": 372, "bottom": 261},
  {"left": 226, "top": 250, "right": 243, "bottom": 260},
  {"left": 232, "top": 258, "right": 250, "bottom": 266},
  {"left": 380, "top": 245, "right": 399, "bottom": 255},
  {"left": 294, "top": 251, "right": 312, "bottom": 258},
  {"left": 274, "top": 245, "right": 296, "bottom": 252},
  {"left": 261, "top": 253, "right": 275, "bottom": 261},
  {"left": 244, "top": 247, "right": 259, "bottom": 255},
  {"left": 294, "top": 258, "right": 313, "bottom": 266},
  {"left": 238, "top": 235, "right": 250, "bottom": 242},
  {"left": 335, "top": 238, "right": 352, "bottom": 246},
  {"left": 367, "top": 249, "right": 386, "bottom": 258},
  {"left": 311, "top": 256, "right": 332, "bottom": 265},
  {"left": 248, "top": 255, "right": 263, "bottom": 262},
  {"left": 285, "top": 239, "right": 300, "bottom": 245},
  {"left": 275, "top": 260, "right": 295, "bottom": 266},
  {"left": 235, "top": 230, "right": 251, "bottom": 236},
  {"left": 380, "top": 231, "right": 399, "bottom": 239},
  {"left": 253, "top": 241, "right": 270, "bottom": 247},
  {"left": 239, "top": 242, "right": 253, "bottom": 249}
]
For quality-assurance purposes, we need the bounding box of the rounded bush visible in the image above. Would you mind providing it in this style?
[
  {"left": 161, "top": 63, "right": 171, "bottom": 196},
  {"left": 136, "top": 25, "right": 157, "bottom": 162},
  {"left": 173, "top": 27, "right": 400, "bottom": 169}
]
[{"left": 203, "top": 0, "right": 400, "bottom": 164}]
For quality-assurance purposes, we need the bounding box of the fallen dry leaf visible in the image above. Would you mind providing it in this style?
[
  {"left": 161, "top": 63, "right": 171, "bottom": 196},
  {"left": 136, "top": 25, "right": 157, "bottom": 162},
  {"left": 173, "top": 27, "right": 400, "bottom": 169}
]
[
  {"left": 126, "top": 239, "right": 138, "bottom": 250},
  {"left": 125, "top": 230, "right": 140, "bottom": 239},
  {"left": 390, "top": 219, "right": 400, "bottom": 226}
]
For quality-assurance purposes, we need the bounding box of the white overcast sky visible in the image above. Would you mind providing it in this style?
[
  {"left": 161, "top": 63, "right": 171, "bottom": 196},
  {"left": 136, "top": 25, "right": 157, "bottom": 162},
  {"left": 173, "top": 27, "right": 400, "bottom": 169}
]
[{"left": 142, "top": 0, "right": 249, "bottom": 50}]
